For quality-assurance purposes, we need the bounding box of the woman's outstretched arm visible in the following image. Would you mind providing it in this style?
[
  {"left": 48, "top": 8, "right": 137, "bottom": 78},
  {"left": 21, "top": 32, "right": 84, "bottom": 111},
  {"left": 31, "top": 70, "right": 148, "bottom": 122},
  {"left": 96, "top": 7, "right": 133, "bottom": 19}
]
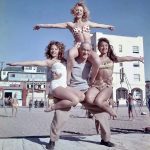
[
  {"left": 33, "top": 22, "right": 72, "bottom": 30},
  {"left": 116, "top": 56, "right": 144, "bottom": 63},
  {"left": 89, "top": 21, "right": 115, "bottom": 30},
  {"left": 7, "top": 59, "right": 53, "bottom": 67}
]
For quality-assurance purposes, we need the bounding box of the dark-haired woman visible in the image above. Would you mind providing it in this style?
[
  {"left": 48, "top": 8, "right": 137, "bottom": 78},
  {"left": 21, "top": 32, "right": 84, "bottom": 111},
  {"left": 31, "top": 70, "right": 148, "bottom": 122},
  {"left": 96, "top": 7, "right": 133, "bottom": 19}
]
[{"left": 86, "top": 38, "right": 144, "bottom": 117}]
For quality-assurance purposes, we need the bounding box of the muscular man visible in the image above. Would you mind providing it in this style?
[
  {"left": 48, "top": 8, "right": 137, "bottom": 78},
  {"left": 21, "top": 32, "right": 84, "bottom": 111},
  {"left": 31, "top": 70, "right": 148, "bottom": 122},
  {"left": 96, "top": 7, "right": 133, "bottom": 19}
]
[{"left": 46, "top": 42, "right": 114, "bottom": 150}]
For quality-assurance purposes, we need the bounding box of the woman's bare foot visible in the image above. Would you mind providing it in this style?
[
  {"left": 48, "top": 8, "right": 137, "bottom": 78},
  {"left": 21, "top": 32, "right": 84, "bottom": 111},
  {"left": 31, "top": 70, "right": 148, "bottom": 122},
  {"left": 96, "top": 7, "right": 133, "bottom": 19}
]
[
  {"left": 110, "top": 110, "right": 117, "bottom": 118},
  {"left": 44, "top": 105, "right": 54, "bottom": 112}
]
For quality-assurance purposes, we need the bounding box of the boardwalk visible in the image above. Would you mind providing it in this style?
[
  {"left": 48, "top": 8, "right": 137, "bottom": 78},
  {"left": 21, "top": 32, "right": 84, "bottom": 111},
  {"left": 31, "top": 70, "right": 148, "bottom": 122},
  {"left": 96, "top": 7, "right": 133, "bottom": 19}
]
[{"left": 0, "top": 106, "right": 150, "bottom": 150}]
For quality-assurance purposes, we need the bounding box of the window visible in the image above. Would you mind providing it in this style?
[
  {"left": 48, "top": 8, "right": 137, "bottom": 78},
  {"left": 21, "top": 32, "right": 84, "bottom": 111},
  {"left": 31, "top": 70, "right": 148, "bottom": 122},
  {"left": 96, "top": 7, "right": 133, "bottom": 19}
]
[
  {"left": 120, "top": 63, "right": 123, "bottom": 67},
  {"left": 133, "top": 46, "right": 139, "bottom": 53},
  {"left": 10, "top": 74, "right": 15, "bottom": 77},
  {"left": 134, "top": 74, "right": 140, "bottom": 82},
  {"left": 3, "top": 72, "right": 6, "bottom": 75},
  {"left": 133, "top": 62, "right": 140, "bottom": 67},
  {"left": 24, "top": 66, "right": 32, "bottom": 70},
  {"left": 119, "top": 44, "right": 122, "bottom": 52}
]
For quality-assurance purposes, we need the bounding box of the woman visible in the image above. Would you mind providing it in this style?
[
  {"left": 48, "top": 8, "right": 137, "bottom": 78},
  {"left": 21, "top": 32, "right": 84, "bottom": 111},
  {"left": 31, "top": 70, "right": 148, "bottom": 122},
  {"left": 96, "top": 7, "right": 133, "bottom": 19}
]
[
  {"left": 33, "top": 2, "right": 114, "bottom": 85},
  {"left": 11, "top": 93, "right": 19, "bottom": 117},
  {"left": 7, "top": 41, "right": 84, "bottom": 111},
  {"left": 86, "top": 37, "right": 144, "bottom": 117}
]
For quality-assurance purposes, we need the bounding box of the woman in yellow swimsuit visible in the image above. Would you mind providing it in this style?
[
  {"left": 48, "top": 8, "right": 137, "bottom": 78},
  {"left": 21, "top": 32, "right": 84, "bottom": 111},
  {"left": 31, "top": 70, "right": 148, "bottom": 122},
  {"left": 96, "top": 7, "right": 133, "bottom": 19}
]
[
  {"left": 33, "top": 2, "right": 114, "bottom": 85},
  {"left": 86, "top": 37, "right": 144, "bottom": 117}
]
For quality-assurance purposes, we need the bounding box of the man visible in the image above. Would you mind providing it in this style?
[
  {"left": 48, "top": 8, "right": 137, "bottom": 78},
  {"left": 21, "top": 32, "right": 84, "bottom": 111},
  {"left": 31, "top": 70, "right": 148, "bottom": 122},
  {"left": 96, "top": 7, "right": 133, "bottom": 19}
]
[
  {"left": 46, "top": 42, "right": 114, "bottom": 150},
  {"left": 127, "top": 93, "right": 134, "bottom": 120}
]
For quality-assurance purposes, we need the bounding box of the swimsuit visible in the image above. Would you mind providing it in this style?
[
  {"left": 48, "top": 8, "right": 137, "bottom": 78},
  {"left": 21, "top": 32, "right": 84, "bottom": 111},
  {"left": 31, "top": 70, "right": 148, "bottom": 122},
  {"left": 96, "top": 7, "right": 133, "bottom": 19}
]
[
  {"left": 72, "top": 24, "right": 90, "bottom": 48},
  {"left": 50, "top": 62, "right": 67, "bottom": 91},
  {"left": 92, "top": 80, "right": 112, "bottom": 92},
  {"left": 72, "top": 24, "right": 90, "bottom": 35}
]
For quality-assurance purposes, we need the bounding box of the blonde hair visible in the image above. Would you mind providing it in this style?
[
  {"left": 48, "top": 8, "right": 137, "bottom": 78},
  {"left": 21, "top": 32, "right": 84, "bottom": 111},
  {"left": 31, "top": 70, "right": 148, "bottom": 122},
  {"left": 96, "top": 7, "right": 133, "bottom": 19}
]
[{"left": 71, "top": 2, "right": 90, "bottom": 22}]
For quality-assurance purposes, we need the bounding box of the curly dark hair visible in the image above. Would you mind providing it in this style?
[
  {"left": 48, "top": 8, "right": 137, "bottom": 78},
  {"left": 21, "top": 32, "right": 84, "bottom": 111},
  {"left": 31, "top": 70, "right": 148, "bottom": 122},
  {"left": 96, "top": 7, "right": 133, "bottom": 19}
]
[
  {"left": 45, "top": 41, "right": 65, "bottom": 60},
  {"left": 71, "top": 2, "right": 90, "bottom": 22},
  {"left": 98, "top": 38, "right": 118, "bottom": 62}
]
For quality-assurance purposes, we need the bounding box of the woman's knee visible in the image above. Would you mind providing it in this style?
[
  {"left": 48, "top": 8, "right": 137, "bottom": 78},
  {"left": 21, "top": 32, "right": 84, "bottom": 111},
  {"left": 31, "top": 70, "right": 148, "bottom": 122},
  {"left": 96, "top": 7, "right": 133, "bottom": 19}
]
[
  {"left": 72, "top": 97, "right": 80, "bottom": 106},
  {"left": 94, "top": 97, "right": 107, "bottom": 107},
  {"left": 79, "top": 93, "right": 85, "bottom": 102},
  {"left": 85, "top": 94, "right": 94, "bottom": 104},
  {"left": 68, "top": 47, "right": 78, "bottom": 58},
  {"left": 94, "top": 98, "right": 104, "bottom": 107}
]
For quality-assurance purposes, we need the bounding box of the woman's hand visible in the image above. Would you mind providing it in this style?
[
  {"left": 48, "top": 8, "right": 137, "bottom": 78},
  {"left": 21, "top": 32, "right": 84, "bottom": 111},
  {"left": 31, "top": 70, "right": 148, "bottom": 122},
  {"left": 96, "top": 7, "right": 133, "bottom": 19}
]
[
  {"left": 88, "top": 78, "right": 95, "bottom": 87},
  {"left": 108, "top": 25, "right": 115, "bottom": 31},
  {"left": 139, "top": 56, "right": 144, "bottom": 63},
  {"left": 52, "top": 72, "right": 62, "bottom": 80},
  {"left": 33, "top": 25, "right": 40, "bottom": 30}
]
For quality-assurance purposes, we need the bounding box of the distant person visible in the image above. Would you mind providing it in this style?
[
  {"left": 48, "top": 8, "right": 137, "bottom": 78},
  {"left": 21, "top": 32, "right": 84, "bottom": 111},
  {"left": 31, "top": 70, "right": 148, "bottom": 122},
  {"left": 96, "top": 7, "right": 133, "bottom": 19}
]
[
  {"left": 29, "top": 99, "right": 33, "bottom": 111},
  {"left": 147, "top": 97, "right": 150, "bottom": 116},
  {"left": 11, "top": 93, "right": 19, "bottom": 117},
  {"left": 40, "top": 99, "right": 44, "bottom": 108},
  {"left": 116, "top": 100, "right": 119, "bottom": 108},
  {"left": 34, "top": 99, "right": 38, "bottom": 108},
  {"left": 127, "top": 93, "right": 134, "bottom": 120},
  {"left": 7, "top": 96, "right": 12, "bottom": 106}
]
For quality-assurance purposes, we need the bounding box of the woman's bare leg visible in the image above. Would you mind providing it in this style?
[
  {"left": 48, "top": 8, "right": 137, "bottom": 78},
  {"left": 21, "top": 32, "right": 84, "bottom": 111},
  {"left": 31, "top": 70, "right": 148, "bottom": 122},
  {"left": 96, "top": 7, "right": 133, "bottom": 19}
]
[
  {"left": 88, "top": 51, "right": 100, "bottom": 85},
  {"left": 85, "top": 87, "right": 100, "bottom": 104},
  {"left": 66, "top": 87, "right": 85, "bottom": 102},
  {"left": 94, "top": 87, "right": 117, "bottom": 117},
  {"left": 67, "top": 47, "right": 78, "bottom": 85},
  {"left": 45, "top": 86, "right": 83, "bottom": 111}
]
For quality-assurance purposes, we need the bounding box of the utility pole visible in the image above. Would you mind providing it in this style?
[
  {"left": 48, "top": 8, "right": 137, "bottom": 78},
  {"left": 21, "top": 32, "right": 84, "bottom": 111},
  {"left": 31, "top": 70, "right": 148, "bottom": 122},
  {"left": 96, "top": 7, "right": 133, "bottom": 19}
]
[
  {"left": 0, "top": 61, "right": 4, "bottom": 81},
  {"left": 0, "top": 61, "right": 4, "bottom": 71},
  {"left": 30, "top": 74, "right": 34, "bottom": 108}
]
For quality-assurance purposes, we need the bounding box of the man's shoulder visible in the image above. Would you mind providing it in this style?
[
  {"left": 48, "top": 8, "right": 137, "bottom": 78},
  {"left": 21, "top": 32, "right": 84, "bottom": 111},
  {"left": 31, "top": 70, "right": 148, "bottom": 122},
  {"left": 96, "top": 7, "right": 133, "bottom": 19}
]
[
  {"left": 86, "top": 60, "right": 92, "bottom": 66},
  {"left": 74, "top": 58, "right": 91, "bottom": 65}
]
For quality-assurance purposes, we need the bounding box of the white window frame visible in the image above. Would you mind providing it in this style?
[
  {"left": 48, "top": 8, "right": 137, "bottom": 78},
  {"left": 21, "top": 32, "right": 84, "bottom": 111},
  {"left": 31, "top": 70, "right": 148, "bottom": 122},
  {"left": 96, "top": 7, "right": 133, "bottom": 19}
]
[
  {"left": 119, "top": 44, "right": 122, "bottom": 52},
  {"left": 133, "top": 61, "right": 140, "bottom": 67},
  {"left": 133, "top": 74, "right": 140, "bottom": 82},
  {"left": 133, "top": 46, "right": 139, "bottom": 53}
]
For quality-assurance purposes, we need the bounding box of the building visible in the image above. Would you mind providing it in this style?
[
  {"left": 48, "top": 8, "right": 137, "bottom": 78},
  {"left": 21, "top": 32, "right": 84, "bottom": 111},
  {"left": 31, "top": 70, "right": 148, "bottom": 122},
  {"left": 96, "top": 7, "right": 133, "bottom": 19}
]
[
  {"left": 0, "top": 66, "right": 47, "bottom": 106},
  {"left": 91, "top": 32, "right": 145, "bottom": 105}
]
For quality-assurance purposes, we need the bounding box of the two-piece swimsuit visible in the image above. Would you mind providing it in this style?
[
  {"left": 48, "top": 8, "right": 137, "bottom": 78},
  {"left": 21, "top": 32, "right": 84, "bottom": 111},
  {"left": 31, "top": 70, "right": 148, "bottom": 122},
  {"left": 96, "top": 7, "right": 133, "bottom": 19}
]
[{"left": 72, "top": 24, "right": 90, "bottom": 48}]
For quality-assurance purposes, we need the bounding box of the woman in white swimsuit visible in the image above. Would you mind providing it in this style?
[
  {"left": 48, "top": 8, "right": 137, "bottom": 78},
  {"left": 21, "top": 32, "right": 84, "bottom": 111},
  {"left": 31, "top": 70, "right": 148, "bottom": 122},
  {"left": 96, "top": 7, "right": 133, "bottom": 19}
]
[
  {"left": 7, "top": 41, "right": 85, "bottom": 111},
  {"left": 33, "top": 2, "right": 114, "bottom": 85}
]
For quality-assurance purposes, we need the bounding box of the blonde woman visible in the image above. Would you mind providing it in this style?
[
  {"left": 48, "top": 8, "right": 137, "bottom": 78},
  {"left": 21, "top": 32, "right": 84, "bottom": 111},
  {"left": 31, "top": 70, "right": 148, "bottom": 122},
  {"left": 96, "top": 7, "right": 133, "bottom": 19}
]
[{"left": 33, "top": 2, "right": 114, "bottom": 85}]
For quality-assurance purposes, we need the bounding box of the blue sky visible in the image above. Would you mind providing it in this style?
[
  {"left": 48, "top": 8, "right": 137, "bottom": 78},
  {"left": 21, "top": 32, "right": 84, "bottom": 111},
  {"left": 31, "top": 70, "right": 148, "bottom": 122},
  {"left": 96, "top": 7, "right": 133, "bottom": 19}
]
[{"left": 0, "top": 0, "right": 150, "bottom": 80}]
